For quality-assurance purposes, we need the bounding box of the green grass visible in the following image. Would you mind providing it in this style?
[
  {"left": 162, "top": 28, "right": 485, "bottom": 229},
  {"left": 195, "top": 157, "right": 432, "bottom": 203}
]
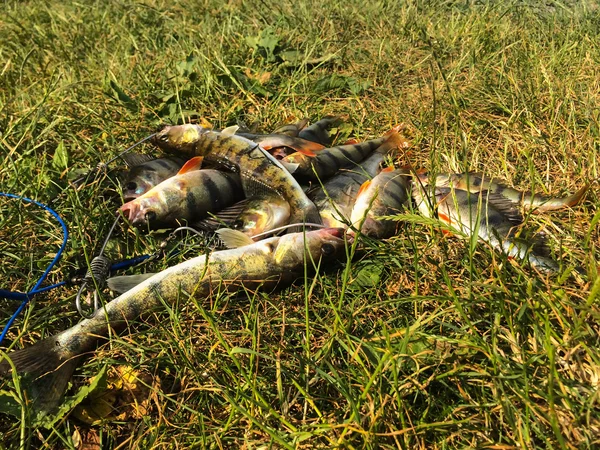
[{"left": 1, "top": 0, "right": 600, "bottom": 448}]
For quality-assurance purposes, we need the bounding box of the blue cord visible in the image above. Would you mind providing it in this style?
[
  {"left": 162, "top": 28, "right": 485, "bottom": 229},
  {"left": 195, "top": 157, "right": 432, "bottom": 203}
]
[
  {"left": 0, "top": 193, "right": 177, "bottom": 343},
  {"left": 0, "top": 192, "right": 69, "bottom": 345}
]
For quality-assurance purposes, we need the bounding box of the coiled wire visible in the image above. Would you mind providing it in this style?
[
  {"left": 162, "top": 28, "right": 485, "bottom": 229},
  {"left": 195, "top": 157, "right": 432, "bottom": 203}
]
[{"left": 75, "top": 215, "right": 120, "bottom": 318}]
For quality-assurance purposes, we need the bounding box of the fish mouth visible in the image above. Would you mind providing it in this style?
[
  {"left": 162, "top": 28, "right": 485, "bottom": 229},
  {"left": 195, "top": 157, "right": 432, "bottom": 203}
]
[
  {"left": 322, "top": 227, "right": 344, "bottom": 238},
  {"left": 322, "top": 227, "right": 352, "bottom": 243},
  {"left": 119, "top": 202, "right": 145, "bottom": 226}
]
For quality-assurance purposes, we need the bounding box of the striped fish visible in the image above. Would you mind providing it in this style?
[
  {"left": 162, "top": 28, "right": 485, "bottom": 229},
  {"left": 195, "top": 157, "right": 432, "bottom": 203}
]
[
  {"left": 283, "top": 127, "right": 406, "bottom": 182},
  {"left": 309, "top": 136, "right": 403, "bottom": 228},
  {"left": 412, "top": 183, "right": 559, "bottom": 273},
  {"left": 0, "top": 228, "right": 348, "bottom": 412},
  {"left": 151, "top": 125, "right": 323, "bottom": 226},
  {"left": 417, "top": 172, "right": 589, "bottom": 213},
  {"left": 270, "top": 118, "right": 309, "bottom": 137},
  {"left": 120, "top": 157, "right": 242, "bottom": 227},
  {"left": 298, "top": 116, "right": 342, "bottom": 146},
  {"left": 349, "top": 167, "right": 411, "bottom": 238},
  {"left": 121, "top": 154, "right": 187, "bottom": 201}
]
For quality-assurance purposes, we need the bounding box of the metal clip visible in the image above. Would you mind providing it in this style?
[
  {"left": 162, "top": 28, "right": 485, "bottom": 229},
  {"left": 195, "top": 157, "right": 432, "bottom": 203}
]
[{"left": 75, "top": 255, "right": 111, "bottom": 318}]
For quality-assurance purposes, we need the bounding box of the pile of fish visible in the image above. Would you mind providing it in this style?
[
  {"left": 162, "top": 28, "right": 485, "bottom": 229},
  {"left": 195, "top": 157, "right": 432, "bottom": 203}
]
[
  {"left": 120, "top": 116, "right": 588, "bottom": 253},
  {"left": 0, "top": 116, "right": 589, "bottom": 414}
]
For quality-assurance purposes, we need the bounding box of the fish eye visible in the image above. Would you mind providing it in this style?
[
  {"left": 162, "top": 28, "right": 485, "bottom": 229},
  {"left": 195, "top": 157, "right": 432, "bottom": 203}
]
[
  {"left": 145, "top": 211, "right": 157, "bottom": 222},
  {"left": 233, "top": 220, "right": 245, "bottom": 229},
  {"left": 125, "top": 182, "right": 137, "bottom": 191},
  {"left": 321, "top": 243, "right": 336, "bottom": 256},
  {"left": 159, "top": 134, "right": 170, "bottom": 142}
]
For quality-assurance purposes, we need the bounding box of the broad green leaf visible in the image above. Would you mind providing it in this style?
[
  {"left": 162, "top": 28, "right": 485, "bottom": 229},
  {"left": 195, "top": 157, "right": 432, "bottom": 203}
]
[
  {"left": 35, "top": 365, "right": 108, "bottom": 429},
  {"left": 108, "top": 79, "right": 138, "bottom": 112},
  {"left": 52, "top": 141, "right": 69, "bottom": 171}
]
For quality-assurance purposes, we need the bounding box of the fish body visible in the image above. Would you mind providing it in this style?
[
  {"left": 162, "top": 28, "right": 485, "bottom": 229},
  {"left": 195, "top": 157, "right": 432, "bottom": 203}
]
[
  {"left": 122, "top": 155, "right": 187, "bottom": 201},
  {"left": 271, "top": 118, "right": 309, "bottom": 137},
  {"left": 0, "top": 228, "right": 348, "bottom": 411},
  {"left": 350, "top": 167, "right": 411, "bottom": 238},
  {"left": 233, "top": 196, "right": 291, "bottom": 236},
  {"left": 412, "top": 183, "right": 559, "bottom": 273},
  {"left": 310, "top": 149, "right": 389, "bottom": 228},
  {"left": 196, "top": 196, "right": 291, "bottom": 237},
  {"left": 152, "top": 125, "right": 323, "bottom": 225},
  {"left": 298, "top": 116, "right": 342, "bottom": 146},
  {"left": 283, "top": 135, "right": 388, "bottom": 182},
  {"left": 120, "top": 169, "right": 242, "bottom": 227},
  {"left": 417, "top": 172, "right": 589, "bottom": 213}
]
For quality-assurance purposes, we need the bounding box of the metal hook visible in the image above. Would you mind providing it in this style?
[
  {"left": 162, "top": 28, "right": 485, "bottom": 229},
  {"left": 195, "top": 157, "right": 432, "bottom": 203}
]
[{"left": 75, "top": 282, "right": 101, "bottom": 319}]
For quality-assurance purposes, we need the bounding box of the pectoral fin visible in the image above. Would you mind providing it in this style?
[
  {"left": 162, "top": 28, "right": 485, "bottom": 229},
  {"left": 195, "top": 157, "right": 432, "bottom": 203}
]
[
  {"left": 107, "top": 273, "right": 157, "bottom": 294},
  {"left": 194, "top": 200, "right": 250, "bottom": 231},
  {"left": 216, "top": 228, "right": 255, "bottom": 248},
  {"left": 177, "top": 156, "right": 204, "bottom": 174},
  {"left": 280, "top": 161, "right": 299, "bottom": 173},
  {"left": 357, "top": 180, "right": 372, "bottom": 197}
]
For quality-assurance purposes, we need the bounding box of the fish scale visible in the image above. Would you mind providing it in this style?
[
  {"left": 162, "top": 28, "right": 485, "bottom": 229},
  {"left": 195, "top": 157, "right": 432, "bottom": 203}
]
[{"left": 120, "top": 169, "right": 242, "bottom": 227}]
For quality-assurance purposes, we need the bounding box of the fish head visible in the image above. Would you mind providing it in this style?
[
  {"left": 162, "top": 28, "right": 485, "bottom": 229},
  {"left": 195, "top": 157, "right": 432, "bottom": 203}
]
[
  {"left": 152, "top": 124, "right": 204, "bottom": 154},
  {"left": 235, "top": 198, "right": 291, "bottom": 236},
  {"left": 120, "top": 196, "right": 162, "bottom": 227},
  {"left": 122, "top": 171, "right": 156, "bottom": 201},
  {"left": 272, "top": 228, "right": 347, "bottom": 267}
]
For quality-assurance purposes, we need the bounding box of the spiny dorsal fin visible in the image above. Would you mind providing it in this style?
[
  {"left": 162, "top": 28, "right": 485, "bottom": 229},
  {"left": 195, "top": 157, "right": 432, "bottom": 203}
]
[
  {"left": 194, "top": 200, "right": 251, "bottom": 231},
  {"left": 222, "top": 125, "right": 240, "bottom": 136},
  {"left": 484, "top": 191, "right": 524, "bottom": 224},
  {"left": 177, "top": 156, "right": 204, "bottom": 174},
  {"left": 216, "top": 228, "right": 254, "bottom": 248},
  {"left": 107, "top": 273, "right": 156, "bottom": 294},
  {"left": 121, "top": 153, "right": 156, "bottom": 167}
]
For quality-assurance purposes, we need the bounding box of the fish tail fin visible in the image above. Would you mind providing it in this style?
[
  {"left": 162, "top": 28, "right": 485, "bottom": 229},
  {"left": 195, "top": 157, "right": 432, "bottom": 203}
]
[
  {"left": 564, "top": 184, "right": 589, "bottom": 208},
  {"left": 531, "top": 183, "right": 590, "bottom": 213},
  {"left": 376, "top": 130, "right": 410, "bottom": 156},
  {"left": 107, "top": 273, "right": 156, "bottom": 293},
  {"left": 0, "top": 337, "right": 79, "bottom": 412}
]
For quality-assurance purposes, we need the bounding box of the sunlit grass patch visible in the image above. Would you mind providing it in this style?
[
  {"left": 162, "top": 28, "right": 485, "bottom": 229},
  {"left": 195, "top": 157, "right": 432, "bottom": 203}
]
[{"left": 1, "top": 0, "right": 599, "bottom": 448}]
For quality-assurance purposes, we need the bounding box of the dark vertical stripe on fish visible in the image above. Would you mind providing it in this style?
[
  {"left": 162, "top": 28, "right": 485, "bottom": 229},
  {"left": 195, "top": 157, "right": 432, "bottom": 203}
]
[
  {"left": 362, "top": 141, "right": 379, "bottom": 156},
  {"left": 337, "top": 147, "right": 354, "bottom": 161},
  {"left": 386, "top": 190, "right": 407, "bottom": 207},
  {"left": 186, "top": 189, "right": 200, "bottom": 215},
  {"left": 300, "top": 130, "right": 319, "bottom": 142},
  {"left": 203, "top": 175, "right": 222, "bottom": 210},
  {"left": 318, "top": 151, "right": 340, "bottom": 169},
  {"left": 157, "top": 159, "right": 174, "bottom": 170},
  {"left": 223, "top": 173, "right": 240, "bottom": 194}
]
